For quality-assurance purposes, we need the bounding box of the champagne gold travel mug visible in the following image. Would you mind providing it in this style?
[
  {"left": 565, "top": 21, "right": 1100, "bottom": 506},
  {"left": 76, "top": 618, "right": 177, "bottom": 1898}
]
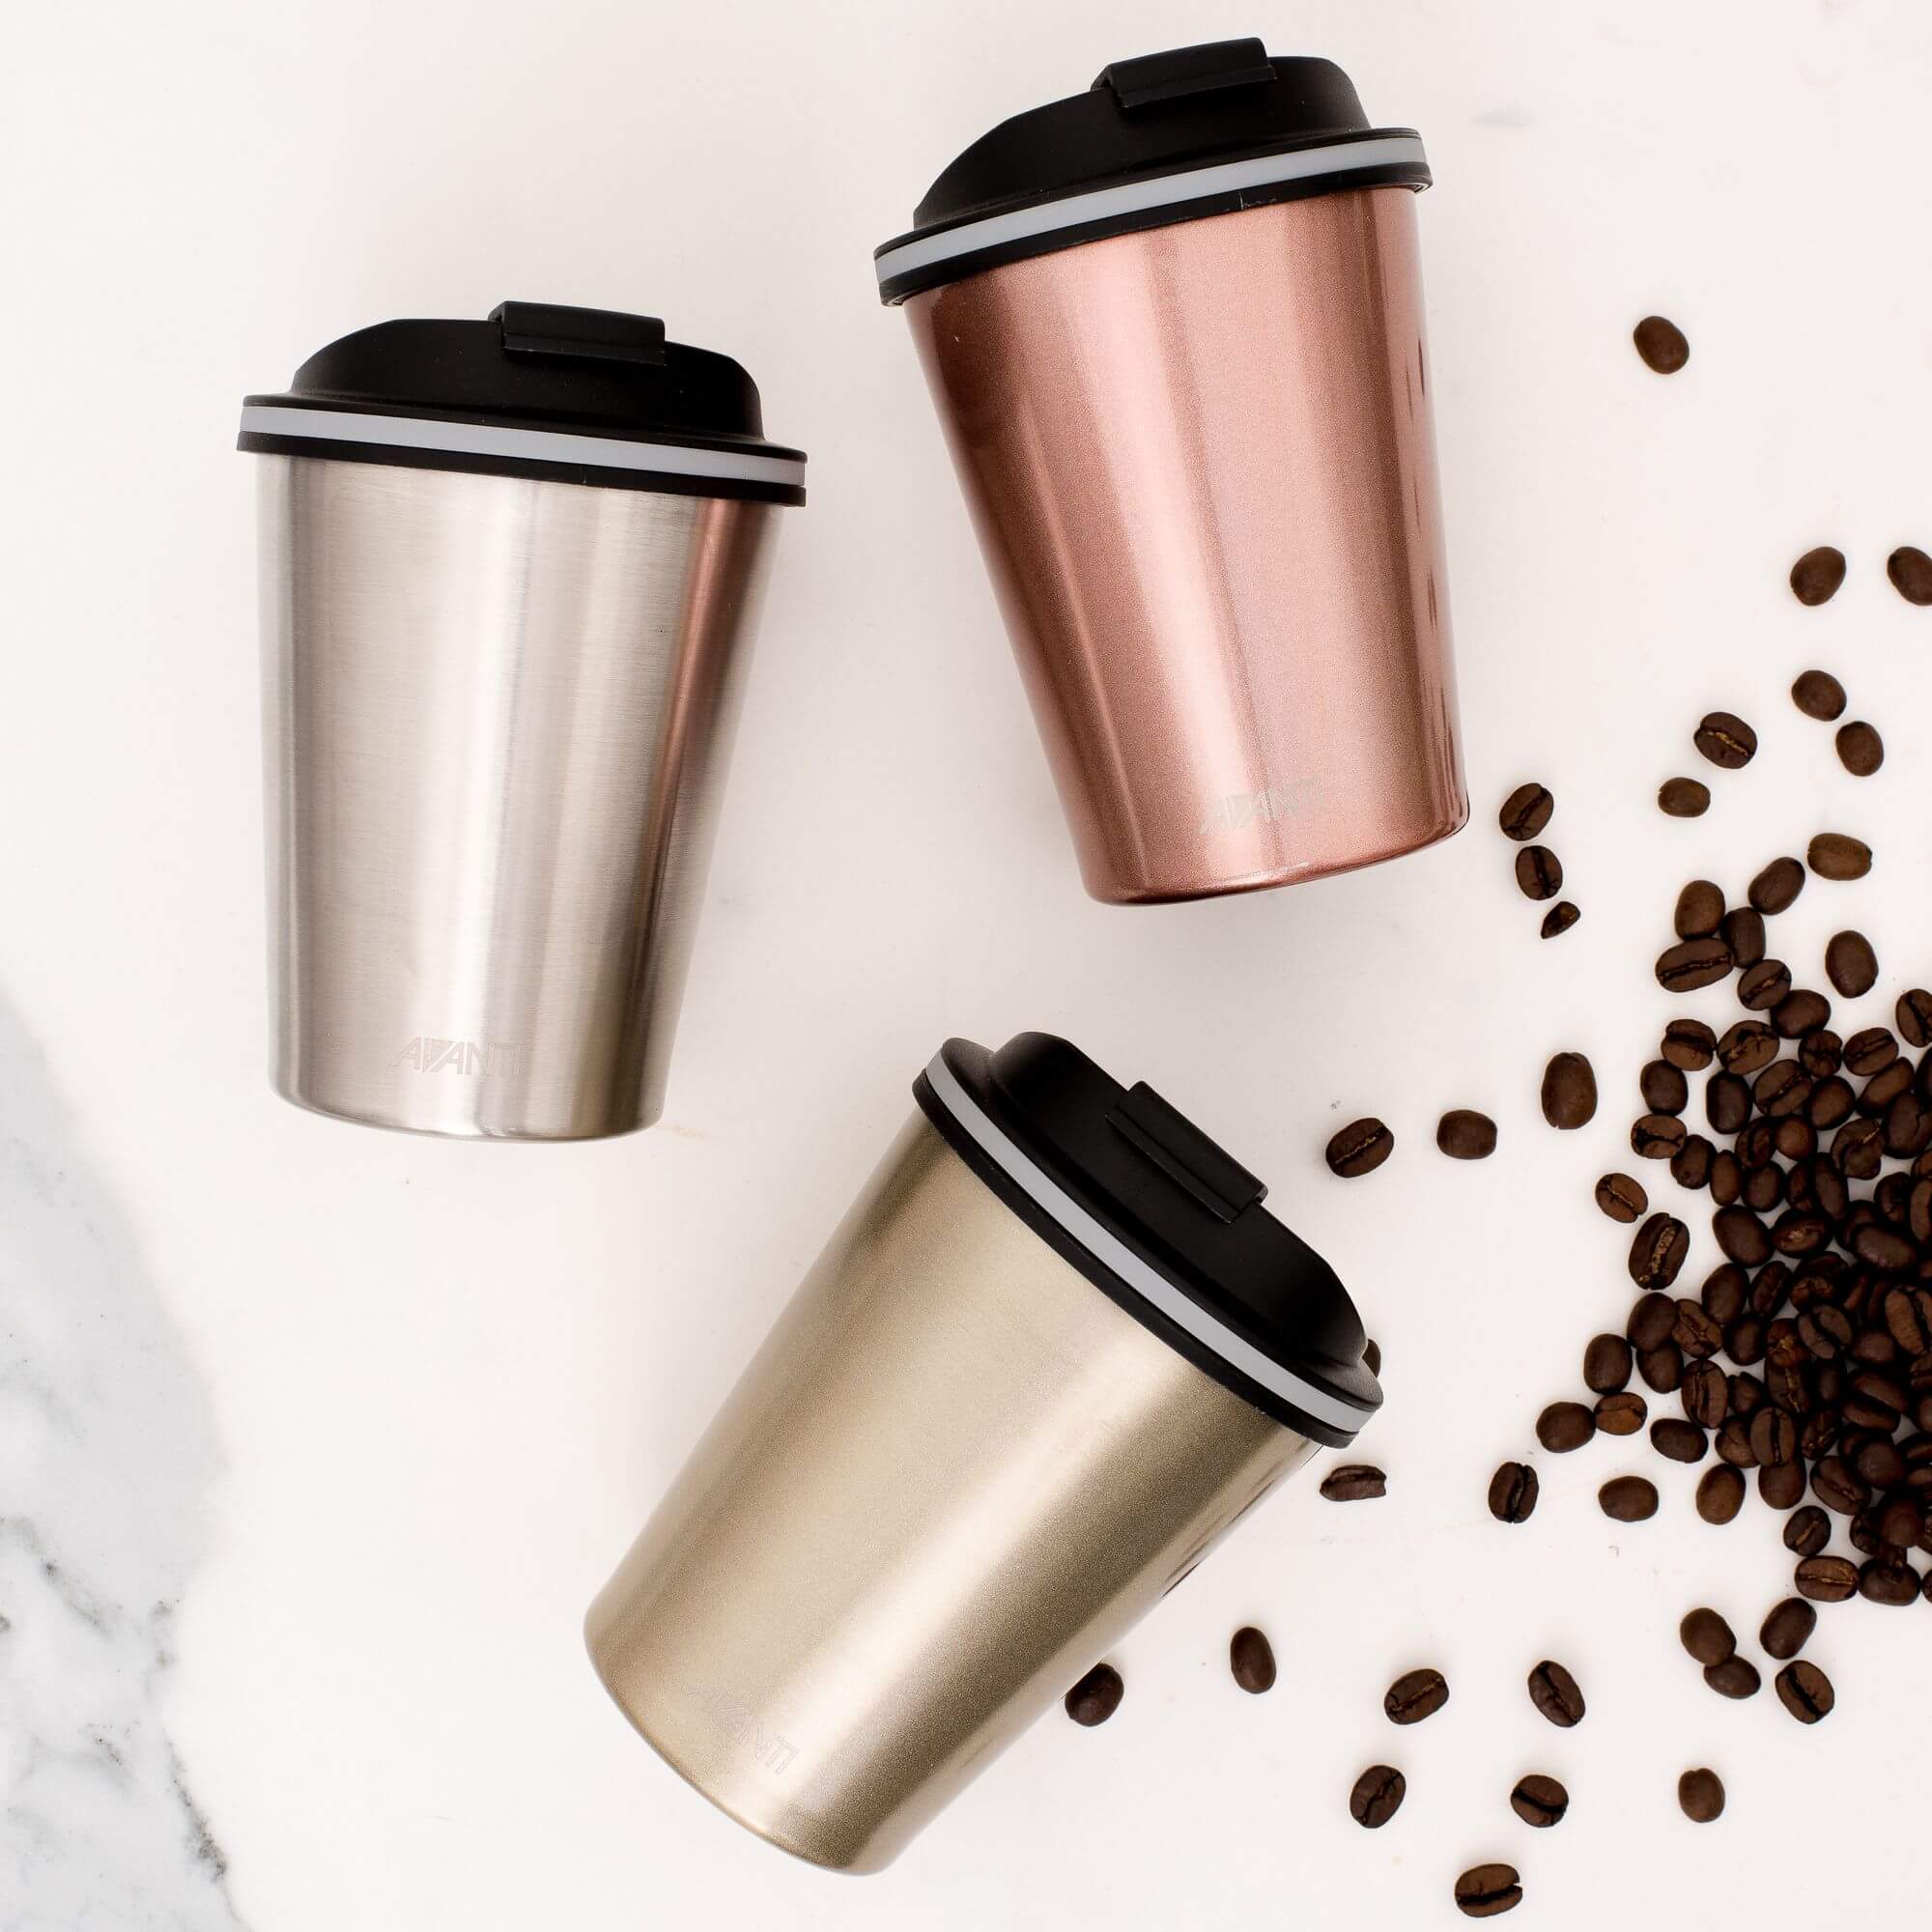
[
  {"left": 876, "top": 41, "right": 1466, "bottom": 903},
  {"left": 585, "top": 1032, "right": 1379, "bottom": 1871},
  {"left": 239, "top": 302, "right": 805, "bottom": 1139}
]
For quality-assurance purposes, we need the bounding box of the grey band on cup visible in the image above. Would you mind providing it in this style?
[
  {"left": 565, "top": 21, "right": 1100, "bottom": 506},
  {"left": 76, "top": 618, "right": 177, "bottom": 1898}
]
[
  {"left": 923, "top": 1052, "right": 1365, "bottom": 1434},
  {"left": 236, "top": 405, "right": 809, "bottom": 490},
  {"left": 874, "top": 133, "right": 1429, "bottom": 290}
]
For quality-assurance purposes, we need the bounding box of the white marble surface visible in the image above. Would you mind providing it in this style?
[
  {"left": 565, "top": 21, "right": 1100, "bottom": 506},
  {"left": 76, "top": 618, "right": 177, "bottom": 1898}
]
[{"left": 5, "top": 1, "right": 1932, "bottom": 1925}]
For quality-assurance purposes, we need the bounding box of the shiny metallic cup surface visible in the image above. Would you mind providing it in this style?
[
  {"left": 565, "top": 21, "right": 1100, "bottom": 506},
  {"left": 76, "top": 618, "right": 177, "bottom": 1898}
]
[
  {"left": 586, "top": 1033, "right": 1379, "bottom": 1871},
  {"left": 241, "top": 303, "right": 805, "bottom": 1139},
  {"left": 877, "top": 41, "right": 1466, "bottom": 903}
]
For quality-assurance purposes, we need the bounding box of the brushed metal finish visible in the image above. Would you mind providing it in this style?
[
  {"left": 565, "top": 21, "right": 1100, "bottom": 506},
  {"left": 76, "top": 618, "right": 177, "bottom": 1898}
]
[
  {"left": 906, "top": 187, "right": 1466, "bottom": 904},
  {"left": 585, "top": 1118, "right": 1312, "bottom": 1872},
  {"left": 256, "top": 457, "right": 778, "bottom": 1139}
]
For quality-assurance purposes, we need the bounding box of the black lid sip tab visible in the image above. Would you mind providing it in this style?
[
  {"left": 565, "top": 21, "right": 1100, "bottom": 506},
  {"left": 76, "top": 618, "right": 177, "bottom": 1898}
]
[
  {"left": 873, "top": 39, "right": 1430, "bottom": 304},
  {"left": 915, "top": 1033, "right": 1382, "bottom": 1445},
  {"left": 238, "top": 302, "right": 806, "bottom": 504}
]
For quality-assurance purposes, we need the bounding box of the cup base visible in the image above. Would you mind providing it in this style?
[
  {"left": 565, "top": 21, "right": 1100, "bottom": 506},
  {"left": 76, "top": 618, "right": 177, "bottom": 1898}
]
[{"left": 270, "top": 1074, "right": 660, "bottom": 1143}]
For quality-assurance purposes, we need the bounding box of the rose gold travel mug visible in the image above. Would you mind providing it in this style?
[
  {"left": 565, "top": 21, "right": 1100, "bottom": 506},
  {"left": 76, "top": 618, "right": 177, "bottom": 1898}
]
[
  {"left": 585, "top": 1032, "right": 1379, "bottom": 1872},
  {"left": 875, "top": 41, "right": 1467, "bottom": 903}
]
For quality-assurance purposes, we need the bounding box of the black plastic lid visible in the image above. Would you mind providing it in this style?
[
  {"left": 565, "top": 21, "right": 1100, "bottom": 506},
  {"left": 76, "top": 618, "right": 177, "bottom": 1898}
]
[
  {"left": 238, "top": 301, "right": 806, "bottom": 504},
  {"left": 915, "top": 1033, "right": 1381, "bottom": 1444},
  {"left": 874, "top": 40, "right": 1429, "bottom": 304}
]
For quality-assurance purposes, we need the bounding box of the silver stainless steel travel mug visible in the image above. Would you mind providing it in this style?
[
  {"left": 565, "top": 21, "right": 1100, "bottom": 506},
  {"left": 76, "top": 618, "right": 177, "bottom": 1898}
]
[
  {"left": 239, "top": 301, "right": 806, "bottom": 1139},
  {"left": 585, "top": 1031, "right": 1380, "bottom": 1871}
]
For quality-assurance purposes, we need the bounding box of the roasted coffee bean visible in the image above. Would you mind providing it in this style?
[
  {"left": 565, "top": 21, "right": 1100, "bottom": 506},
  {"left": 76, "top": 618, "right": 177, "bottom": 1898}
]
[
  {"left": 1760, "top": 1596, "right": 1815, "bottom": 1660},
  {"left": 1384, "top": 1666, "right": 1449, "bottom": 1725},
  {"left": 1750, "top": 1406, "right": 1799, "bottom": 1466},
  {"left": 1488, "top": 1461, "right": 1539, "bottom": 1523},
  {"left": 1773, "top": 989, "right": 1831, "bottom": 1039},
  {"left": 1629, "top": 1292, "right": 1677, "bottom": 1350},
  {"left": 1662, "top": 1019, "right": 1718, "bottom": 1071},
  {"left": 1912, "top": 1184, "right": 1932, "bottom": 1246},
  {"left": 1584, "top": 1332, "right": 1634, "bottom": 1394},
  {"left": 1791, "top": 665, "right": 1847, "bottom": 713},
  {"left": 1678, "top": 1767, "right": 1726, "bottom": 1823},
  {"left": 1229, "top": 1625, "right": 1276, "bottom": 1691},
  {"left": 1515, "top": 844, "right": 1562, "bottom": 901},
  {"left": 1750, "top": 856, "right": 1806, "bottom": 914},
  {"left": 1858, "top": 1058, "right": 1914, "bottom": 1116},
  {"left": 1719, "top": 1021, "right": 1777, "bottom": 1074},
  {"left": 1637, "top": 1344, "right": 1684, "bottom": 1394},
  {"left": 1673, "top": 879, "right": 1724, "bottom": 939},
  {"left": 1697, "top": 1463, "right": 1747, "bottom": 1523},
  {"left": 1065, "top": 1662, "right": 1123, "bottom": 1725},
  {"left": 1755, "top": 1062, "right": 1812, "bottom": 1117},
  {"left": 1596, "top": 1171, "right": 1648, "bottom": 1222},
  {"left": 1721, "top": 906, "right": 1767, "bottom": 969},
  {"left": 1640, "top": 1059, "right": 1690, "bottom": 1116},
  {"left": 1775, "top": 1659, "right": 1835, "bottom": 1724},
  {"left": 1877, "top": 1495, "right": 1923, "bottom": 1546},
  {"left": 1725, "top": 1316, "right": 1767, "bottom": 1364},
  {"left": 1884, "top": 1286, "right": 1932, "bottom": 1354},
  {"left": 1672, "top": 1134, "right": 1716, "bottom": 1190},
  {"left": 1537, "top": 1401, "right": 1596, "bottom": 1452},
  {"left": 1321, "top": 1464, "right": 1387, "bottom": 1502},
  {"left": 1832, "top": 1118, "right": 1884, "bottom": 1179},
  {"left": 1596, "top": 1390, "right": 1649, "bottom": 1435},
  {"left": 1349, "top": 1764, "right": 1406, "bottom": 1828},
  {"left": 1542, "top": 1052, "right": 1598, "bottom": 1128},
  {"left": 1659, "top": 776, "right": 1711, "bottom": 818},
  {"left": 1673, "top": 1301, "right": 1723, "bottom": 1360},
  {"left": 1860, "top": 1557, "right": 1921, "bottom": 1606},
  {"left": 1527, "top": 1659, "right": 1584, "bottom": 1727},
  {"left": 1680, "top": 1606, "right": 1735, "bottom": 1664},
  {"left": 1760, "top": 1458, "right": 1806, "bottom": 1508},
  {"left": 1824, "top": 929, "right": 1877, "bottom": 999},
  {"left": 1711, "top": 1149, "right": 1745, "bottom": 1205},
  {"left": 1799, "top": 1030, "right": 1843, "bottom": 1078},
  {"left": 1707, "top": 1073, "right": 1751, "bottom": 1135},
  {"left": 1851, "top": 1223, "right": 1918, "bottom": 1271},
  {"left": 1633, "top": 1113, "right": 1687, "bottom": 1159},
  {"left": 1835, "top": 721, "right": 1884, "bottom": 777},
  {"left": 1600, "top": 1474, "right": 1659, "bottom": 1521},
  {"left": 1541, "top": 899, "right": 1581, "bottom": 939},
  {"left": 1327, "top": 1118, "right": 1393, "bottom": 1177},
  {"left": 1846, "top": 1026, "right": 1900, "bottom": 1076},
  {"left": 1702, "top": 1265, "right": 1747, "bottom": 1329},
  {"left": 1774, "top": 1119, "right": 1816, "bottom": 1161},
  {"left": 1898, "top": 990, "right": 1932, "bottom": 1050},
  {"left": 1694, "top": 710, "right": 1756, "bottom": 769},
  {"left": 1888, "top": 544, "right": 1932, "bottom": 605},
  {"left": 1657, "top": 937, "right": 1732, "bottom": 991},
  {"left": 1682, "top": 1358, "right": 1729, "bottom": 1427},
  {"left": 1810, "top": 1456, "right": 1870, "bottom": 1515},
  {"left": 1773, "top": 1209, "right": 1831, "bottom": 1259},
  {"left": 1738, "top": 960, "right": 1792, "bottom": 1011},
  {"left": 1714, "top": 1206, "right": 1773, "bottom": 1266},
  {"left": 1653, "top": 1417, "right": 1708, "bottom": 1463},
  {"left": 1715, "top": 1416, "right": 1756, "bottom": 1467},
  {"left": 1808, "top": 1077, "right": 1855, "bottom": 1130},
  {"left": 1885, "top": 1093, "right": 1931, "bottom": 1158},
  {"left": 1436, "top": 1109, "right": 1498, "bottom": 1160},
  {"left": 1807, "top": 833, "right": 1871, "bottom": 882},
  {"left": 1785, "top": 1505, "right": 1832, "bottom": 1556},
  {"left": 1498, "top": 782, "right": 1553, "bottom": 841},
  {"left": 1703, "top": 1655, "right": 1761, "bottom": 1699},
  {"left": 1509, "top": 1774, "right": 1568, "bottom": 1829},
  {"left": 1454, "top": 1862, "right": 1522, "bottom": 1919}
]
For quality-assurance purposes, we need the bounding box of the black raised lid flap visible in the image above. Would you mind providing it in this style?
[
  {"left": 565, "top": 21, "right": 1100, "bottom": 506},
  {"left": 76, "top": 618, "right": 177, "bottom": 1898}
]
[
  {"left": 493, "top": 301, "right": 668, "bottom": 367},
  {"left": 1107, "top": 1081, "right": 1264, "bottom": 1224},
  {"left": 1094, "top": 39, "right": 1276, "bottom": 112}
]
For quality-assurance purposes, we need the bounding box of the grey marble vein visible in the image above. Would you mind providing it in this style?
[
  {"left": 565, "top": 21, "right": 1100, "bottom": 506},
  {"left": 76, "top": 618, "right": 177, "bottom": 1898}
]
[{"left": 1, "top": 992, "right": 245, "bottom": 1931}]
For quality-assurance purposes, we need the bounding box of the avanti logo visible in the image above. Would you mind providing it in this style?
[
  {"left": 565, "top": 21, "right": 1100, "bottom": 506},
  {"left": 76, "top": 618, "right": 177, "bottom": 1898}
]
[
  {"left": 1195, "top": 777, "right": 1319, "bottom": 837},
  {"left": 395, "top": 1037, "right": 521, "bottom": 1076}
]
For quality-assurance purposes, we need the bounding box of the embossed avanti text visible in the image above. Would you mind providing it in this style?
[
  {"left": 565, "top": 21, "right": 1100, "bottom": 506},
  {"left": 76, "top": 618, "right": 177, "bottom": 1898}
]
[
  {"left": 394, "top": 1037, "right": 522, "bottom": 1076},
  {"left": 687, "top": 1681, "right": 797, "bottom": 1776},
  {"left": 1195, "top": 778, "right": 1320, "bottom": 837}
]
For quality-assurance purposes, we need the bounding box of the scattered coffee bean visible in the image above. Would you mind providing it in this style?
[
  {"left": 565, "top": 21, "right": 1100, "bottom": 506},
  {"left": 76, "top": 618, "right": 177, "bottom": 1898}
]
[
  {"left": 1437, "top": 1109, "right": 1498, "bottom": 1159},
  {"left": 1772, "top": 988, "right": 1831, "bottom": 1039},
  {"left": 1640, "top": 1059, "right": 1690, "bottom": 1115},
  {"left": 1789, "top": 552, "right": 1847, "bottom": 608},
  {"left": 1541, "top": 900, "right": 1581, "bottom": 938},
  {"left": 1662, "top": 1018, "right": 1718, "bottom": 1070},
  {"left": 1898, "top": 989, "right": 1932, "bottom": 1049},
  {"left": 1720, "top": 907, "right": 1767, "bottom": 968},
  {"left": 1807, "top": 833, "right": 1871, "bottom": 882},
  {"left": 1636, "top": 1344, "right": 1683, "bottom": 1393},
  {"left": 1859, "top": 1557, "right": 1920, "bottom": 1605},
  {"left": 1584, "top": 1333, "right": 1634, "bottom": 1393},
  {"left": 1774, "top": 1659, "right": 1834, "bottom": 1723},
  {"left": 1596, "top": 1172, "right": 1648, "bottom": 1222},
  {"left": 1887, "top": 544, "right": 1932, "bottom": 605},
  {"left": 1697, "top": 1464, "right": 1746, "bottom": 1523},
  {"left": 1845, "top": 1025, "right": 1900, "bottom": 1075},
  {"left": 1629, "top": 1213, "right": 1690, "bottom": 1287},
  {"left": 1737, "top": 959, "right": 1792, "bottom": 1010},
  {"left": 1065, "top": 1662, "right": 1123, "bottom": 1725},
  {"left": 1349, "top": 1764, "right": 1406, "bottom": 1828},
  {"left": 1510, "top": 1774, "right": 1569, "bottom": 1829},
  {"left": 1680, "top": 1606, "right": 1735, "bottom": 1664},
  {"left": 1652, "top": 1417, "right": 1708, "bottom": 1463},
  {"left": 1719, "top": 1020, "right": 1776, "bottom": 1074},
  {"left": 1596, "top": 1390, "right": 1648, "bottom": 1435},
  {"left": 1537, "top": 1401, "right": 1596, "bottom": 1452},
  {"left": 1784, "top": 1506, "right": 1831, "bottom": 1557},
  {"left": 1674, "top": 879, "right": 1724, "bottom": 939},
  {"left": 1791, "top": 667, "right": 1847, "bottom": 716},
  {"left": 1384, "top": 1667, "right": 1449, "bottom": 1725},
  {"left": 1657, "top": 937, "right": 1732, "bottom": 991},
  {"left": 1321, "top": 1464, "right": 1387, "bottom": 1502},
  {"left": 1326, "top": 1118, "right": 1393, "bottom": 1177},
  {"left": 1542, "top": 1052, "right": 1598, "bottom": 1128},
  {"left": 1678, "top": 1767, "right": 1726, "bottom": 1823},
  {"left": 1835, "top": 721, "right": 1883, "bottom": 776},
  {"left": 1455, "top": 1862, "right": 1522, "bottom": 1919},
  {"left": 1527, "top": 1659, "right": 1585, "bottom": 1727},
  {"left": 1693, "top": 711, "right": 1757, "bottom": 770},
  {"left": 1633, "top": 1114, "right": 1687, "bottom": 1159},
  {"left": 1702, "top": 1655, "right": 1760, "bottom": 1699},
  {"left": 1825, "top": 930, "right": 1877, "bottom": 999},
  {"left": 1794, "top": 1554, "right": 1859, "bottom": 1602},
  {"left": 1498, "top": 782, "right": 1554, "bottom": 841},
  {"left": 1229, "top": 1625, "right": 1276, "bottom": 1692},
  {"left": 1515, "top": 845, "right": 1562, "bottom": 901},
  {"left": 1658, "top": 776, "right": 1711, "bottom": 817},
  {"left": 1749, "top": 857, "right": 1805, "bottom": 915},
  {"left": 1601, "top": 1474, "right": 1659, "bottom": 1520},
  {"left": 1488, "top": 1461, "right": 1539, "bottom": 1523},
  {"left": 1759, "top": 1597, "right": 1816, "bottom": 1661}
]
